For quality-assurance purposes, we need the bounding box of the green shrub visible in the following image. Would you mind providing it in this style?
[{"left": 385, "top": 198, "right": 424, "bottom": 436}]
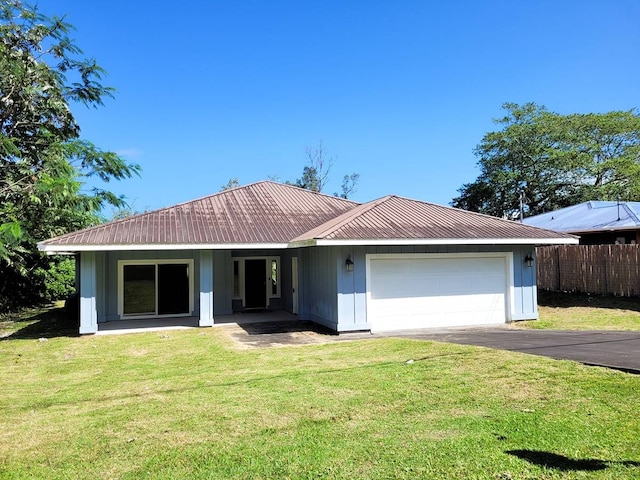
[{"left": 35, "top": 257, "right": 76, "bottom": 302}]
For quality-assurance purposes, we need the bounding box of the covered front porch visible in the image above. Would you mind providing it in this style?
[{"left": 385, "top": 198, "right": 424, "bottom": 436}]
[{"left": 77, "top": 248, "right": 300, "bottom": 335}]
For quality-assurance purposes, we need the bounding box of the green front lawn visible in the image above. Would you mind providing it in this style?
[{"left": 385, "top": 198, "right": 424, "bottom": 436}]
[
  {"left": 1, "top": 311, "right": 639, "bottom": 479},
  {"left": 516, "top": 291, "right": 640, "bottom": 331}
]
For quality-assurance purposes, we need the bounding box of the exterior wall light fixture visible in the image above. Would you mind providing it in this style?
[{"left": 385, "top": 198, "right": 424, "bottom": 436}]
[
  {"left": 524, "top": 253, "right": 534, "bottom": 268},
  {"left": 345, "top": 255, "right": 354, "bottom": 272}
]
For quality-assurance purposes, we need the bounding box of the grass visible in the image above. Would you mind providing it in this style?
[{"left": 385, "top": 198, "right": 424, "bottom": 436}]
[
  {"left": 0, "top": 301, "right": 75, "bottom": 339},
  {"left": 1, "top": 306, "right": 639, "bottom": 479},
  {"left": 515, "top": 291, "right": 640, "bottom": 331}
]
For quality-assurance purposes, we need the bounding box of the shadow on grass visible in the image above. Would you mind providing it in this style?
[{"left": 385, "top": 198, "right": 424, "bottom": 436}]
[
  {"left": 0, "top": 306, "right": 78, "bottom": 341},
  {"left": 506, "top": 449, "right": 640, "bottom": 471},
  {"left": 538, "top": 290, "right": 640, "bottom": 312},
  {"left": 238, "top": 320, "right": 338, "bottom": 336}
]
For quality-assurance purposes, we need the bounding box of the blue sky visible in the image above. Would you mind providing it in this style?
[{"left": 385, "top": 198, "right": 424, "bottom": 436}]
[{"left": 42, "top": 0, "right": 639, "bottom": 213}]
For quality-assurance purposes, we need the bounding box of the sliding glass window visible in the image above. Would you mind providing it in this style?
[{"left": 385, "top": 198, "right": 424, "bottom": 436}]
[
  {"left": 123, "top": 265, "right": 156, "bottom": 315},
  {"left": 120, "top": 261, "right": 193, "bottom": 317}
]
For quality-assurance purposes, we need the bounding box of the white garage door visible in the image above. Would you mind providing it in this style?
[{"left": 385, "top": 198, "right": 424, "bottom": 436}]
[{"left": 368, "top": 255, "right": 508, "bottom": 331}]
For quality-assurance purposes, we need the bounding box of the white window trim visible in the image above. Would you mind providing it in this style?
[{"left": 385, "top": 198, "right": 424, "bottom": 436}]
[
  {"left": 117, "top": 259, "right": 194, "bottom": 319},
  {"left": 269, "top": 258, "right": 280, "bottom": 298},
  {"left": 232, "top": 259, "right": 245, "bottom": 300},
  {"left": 231, "top": 256, "right": 281, "bottom": 307}
]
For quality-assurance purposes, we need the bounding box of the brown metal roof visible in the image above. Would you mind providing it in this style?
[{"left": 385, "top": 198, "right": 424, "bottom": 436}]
[
  {"left": 293, "top": 195, "right": 577, "bottom": 243},
  {"left": 39, "top": 181, "right": 358, "bottom": 248},
  {"left": 39, "top": 183, "right": 576, "bottom": 252}
]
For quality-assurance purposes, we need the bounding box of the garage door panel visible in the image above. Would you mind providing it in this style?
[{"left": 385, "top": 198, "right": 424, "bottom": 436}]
[
  {"left": 370, "top": 278, "right": 440, "bottom": 300},
  {"left": 374, "top": 296, "right": 441, "bottom": 316},
  {"left": 368, "top": 256, "right": 508, "bottom": 331},
  {"left": 470, "top": 274, "right": 505, "bottom": 294}
]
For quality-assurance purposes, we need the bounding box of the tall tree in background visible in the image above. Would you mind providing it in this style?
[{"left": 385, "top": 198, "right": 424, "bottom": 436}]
[
  {"left": 292, "top": 141, "right": 359, "bottom": 199},
  {"left": 0, "top": 1, "right": 139, "bottom": 310},
  {"left": 294, "top": 141, "right": 333, "bottom": 192},
  {"left": 336, "top": 173, "right": 360, "bottom": 199},
  {"left": 452, "top": 103, "right": 640, "bottom": 219}
]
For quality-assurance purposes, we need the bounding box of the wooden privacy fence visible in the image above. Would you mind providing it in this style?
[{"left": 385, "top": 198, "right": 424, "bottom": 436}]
[{"left": 536, "top": 245, "right": 640, "bottom": 297}]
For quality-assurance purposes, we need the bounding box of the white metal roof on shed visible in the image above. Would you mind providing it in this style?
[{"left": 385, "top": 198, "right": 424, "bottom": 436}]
[{"left": 523, "top": 201, "right": 640, "bottom": 233}]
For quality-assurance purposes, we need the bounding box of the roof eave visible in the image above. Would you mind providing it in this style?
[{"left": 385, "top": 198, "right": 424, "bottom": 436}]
[
  {"left": 39, "top": 236, "right": 579, "bottom": 254},
  {"left": 38, "top": 242, "right": 290, "bottom": 254},
  {"left": 289, "top": 237, "right": 579, "bottom": 247}
]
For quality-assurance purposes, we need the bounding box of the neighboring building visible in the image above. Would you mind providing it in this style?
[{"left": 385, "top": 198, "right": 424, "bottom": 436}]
[
  {"left": 39, "top": 181, "right": 576, "bottom": 335},
  {"left": 523, "top": 201, "right": 640, "bottom": 245}
]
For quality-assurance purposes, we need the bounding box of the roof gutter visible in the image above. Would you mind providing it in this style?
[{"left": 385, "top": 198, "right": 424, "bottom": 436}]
[
  {"left": 37, "top": 242, "right": 290, "bottom": 254},
  {"left": 288, "top": 237, "right": 579, "bottom": 247},
  {"left": 38, "top": 237, "right": 579, "bottom": 254}
]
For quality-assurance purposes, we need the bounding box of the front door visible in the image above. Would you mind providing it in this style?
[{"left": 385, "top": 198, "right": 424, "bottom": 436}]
[{"left": 245, "top": 259, "right": 267, "bottom": 309}]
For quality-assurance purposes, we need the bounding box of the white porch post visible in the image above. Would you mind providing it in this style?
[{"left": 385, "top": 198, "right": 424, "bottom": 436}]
[
  {"left": 78, "top": 251, "right": 98, "bottom": 334},
  {"left": 199, "top": 250, "right": 214, "bottom": 326}
]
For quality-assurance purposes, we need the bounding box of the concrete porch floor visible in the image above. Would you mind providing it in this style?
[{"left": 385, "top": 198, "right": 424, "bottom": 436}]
[{"left": 95, "top": 310, "right": 299, "bottom": 335}]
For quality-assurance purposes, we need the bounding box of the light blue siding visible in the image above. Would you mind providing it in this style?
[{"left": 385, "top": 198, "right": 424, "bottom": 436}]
[
  {"left": 299, "top": 246, "right": 339, "bottom": 329},
  {"left": 86, "top": 243, "right": 539, "bottom": 332},
  {"left": 336, "top": 246, "right": 368, "bottom": 331},
  {"left": 333, "top": 244, "right": 539, "bottom": 332},
  {"left": 213, "top": 250, "right": 233, "bottom": 315},
  {"left": 95, "top": 251, "right": 106, "bottom": 321},
  {"left": 511, "top": 245, "right": 538, "bottom": 320},
  {"left": 278, "top": 249, "right": 296, "bottom": 312}
]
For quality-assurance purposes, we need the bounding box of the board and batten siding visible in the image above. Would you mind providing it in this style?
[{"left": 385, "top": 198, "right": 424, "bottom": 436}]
[
  {"left": 84, "top": 244, "right": 537, "bottom": 331},
  {"left": 212, "top": 250, "right": 233, "bottom": 316},
  {"left": 277, "top": 249, "right": 296, "bottom": 313},
  {"left": 299, "top": 246, "right": 339, "bottom": 329},
  {"left": 333, "top": 244, "right": 538, "bottom": 332}
]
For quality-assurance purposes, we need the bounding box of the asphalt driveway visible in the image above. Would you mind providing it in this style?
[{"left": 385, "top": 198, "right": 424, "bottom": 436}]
[
  {"left": 385, "top": 328, "right": 640, "bottom": 374},
  {"left": 225, "top": 321, "right": 640, "bottom": 374}
]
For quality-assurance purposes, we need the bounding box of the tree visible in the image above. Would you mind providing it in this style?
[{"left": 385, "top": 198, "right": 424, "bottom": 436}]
[
  {"left": 293, "top": 141, "right": 333, "bottom": 192},
  {"left": 220, "top": 178, "right": 239, "bottom": 191},
  {"left": 107, "top": 201, "right": 148, "bottom": 221},
  {"left": 0, "top": 1, "right": 140, "bottom": 311},
  {"left": 290, "top": 141, "right": 359, "bottom": 199},
  {"left": 452, "top": 103, "right": 640, "bottom": 218},
  {"left": 336, "top": 173, "right": 360, "bottom": 199}
]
